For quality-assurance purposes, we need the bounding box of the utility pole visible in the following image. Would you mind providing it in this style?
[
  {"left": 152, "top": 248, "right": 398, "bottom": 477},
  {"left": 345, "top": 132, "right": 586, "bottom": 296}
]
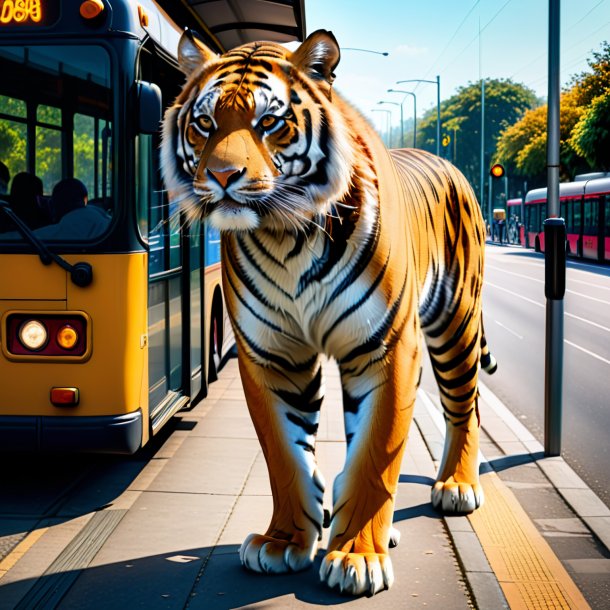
[{"left": 544, "top": 0, "right": 566, "bottom": 457}]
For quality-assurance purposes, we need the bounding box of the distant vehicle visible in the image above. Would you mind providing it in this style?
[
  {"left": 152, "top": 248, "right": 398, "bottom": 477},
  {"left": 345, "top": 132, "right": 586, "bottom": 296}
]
[
  {"left": 0, "top": 0, "right": 304, "bottom": 453},
  {"left": 508, "top": 178, "right": 610, "bottom": 263}
]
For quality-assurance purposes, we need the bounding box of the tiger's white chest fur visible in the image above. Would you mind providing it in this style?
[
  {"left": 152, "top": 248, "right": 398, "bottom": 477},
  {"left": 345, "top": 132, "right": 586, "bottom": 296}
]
[{"left": 225, "top": 192, "right": 390, "bottom": 363}]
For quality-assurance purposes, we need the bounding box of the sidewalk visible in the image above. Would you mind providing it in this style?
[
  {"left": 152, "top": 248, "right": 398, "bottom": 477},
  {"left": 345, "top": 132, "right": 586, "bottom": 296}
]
[{"left": 0, "top": 357, "right": 608, "bottom": 609}]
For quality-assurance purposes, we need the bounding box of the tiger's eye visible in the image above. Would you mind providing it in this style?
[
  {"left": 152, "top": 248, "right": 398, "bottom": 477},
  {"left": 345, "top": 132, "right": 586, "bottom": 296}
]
[
  {"left": 259, "top": 115, "right": 282, "bottom": 132},
  {"left": 196, "top": 114, "right": 214, "bottom": 132}
]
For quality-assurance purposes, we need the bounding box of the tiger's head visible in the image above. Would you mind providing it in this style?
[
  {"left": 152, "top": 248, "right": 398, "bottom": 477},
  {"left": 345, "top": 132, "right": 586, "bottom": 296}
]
[{"left": 161, "top": 30, "right": 353, "bottom": 232}]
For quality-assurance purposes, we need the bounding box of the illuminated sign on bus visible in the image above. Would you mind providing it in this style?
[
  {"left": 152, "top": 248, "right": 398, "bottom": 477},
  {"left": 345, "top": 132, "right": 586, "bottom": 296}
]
[{"left": 0, "top": 0, "right": 58, "bottom": 26}]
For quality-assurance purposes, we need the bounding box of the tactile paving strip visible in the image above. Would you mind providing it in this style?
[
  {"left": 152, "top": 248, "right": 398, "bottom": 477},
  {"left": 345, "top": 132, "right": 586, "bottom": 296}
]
[{"left": 468, "top": 471, "right": 590, "bottom": 609}]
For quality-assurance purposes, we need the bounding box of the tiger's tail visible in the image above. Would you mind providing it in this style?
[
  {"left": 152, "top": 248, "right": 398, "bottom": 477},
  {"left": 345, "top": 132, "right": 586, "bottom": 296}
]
[{"left": 479, "top": 318, "right": 497, "bottom": 374}]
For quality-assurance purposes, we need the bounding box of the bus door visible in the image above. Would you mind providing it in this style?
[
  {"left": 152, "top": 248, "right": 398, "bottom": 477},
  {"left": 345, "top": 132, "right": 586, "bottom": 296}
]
[{"left": 137, "top": 133, "right": 187, "bottom": 432}]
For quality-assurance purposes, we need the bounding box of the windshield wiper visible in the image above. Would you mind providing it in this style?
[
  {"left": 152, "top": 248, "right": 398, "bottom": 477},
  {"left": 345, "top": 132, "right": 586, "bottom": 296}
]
[{"left": 0, "top": 199, "right": 93, "bottom": 287}]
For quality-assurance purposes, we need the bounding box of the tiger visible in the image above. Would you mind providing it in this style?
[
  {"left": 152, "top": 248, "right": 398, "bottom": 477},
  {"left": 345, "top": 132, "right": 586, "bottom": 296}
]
[{"left": 161, "top": 28, "right": 497, "bottom": 596}]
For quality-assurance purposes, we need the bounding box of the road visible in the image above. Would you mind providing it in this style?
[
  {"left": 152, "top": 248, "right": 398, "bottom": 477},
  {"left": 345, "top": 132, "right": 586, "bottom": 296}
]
[{"left": 479, "top": 243, "right": 610, "bottom": 508}]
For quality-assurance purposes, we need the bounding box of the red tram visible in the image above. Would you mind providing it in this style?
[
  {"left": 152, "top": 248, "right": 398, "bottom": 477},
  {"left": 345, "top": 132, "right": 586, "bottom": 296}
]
[{"left": 508, "top": 176, "right": 610, "bottom": 263}]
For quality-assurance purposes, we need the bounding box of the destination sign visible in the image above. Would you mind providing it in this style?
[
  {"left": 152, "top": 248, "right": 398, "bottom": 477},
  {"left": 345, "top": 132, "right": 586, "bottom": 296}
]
[{"left": 0, "top": 0, "right": 59, "bottom": 27}]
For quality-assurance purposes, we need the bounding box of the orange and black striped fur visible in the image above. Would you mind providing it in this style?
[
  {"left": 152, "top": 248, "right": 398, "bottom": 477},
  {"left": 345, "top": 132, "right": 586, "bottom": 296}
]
[{"left": 161, "top": 29, "right": 497, "bottom": 596}]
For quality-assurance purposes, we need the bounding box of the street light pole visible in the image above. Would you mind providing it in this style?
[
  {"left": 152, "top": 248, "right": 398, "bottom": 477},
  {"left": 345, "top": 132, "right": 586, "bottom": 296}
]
[
  {"left": 371, "top": 108, "right": 392, "bottom": 146},
  {"left": 377, "top": 101, "right": 402, "bottom": 148},
  {"left": 387, "top": 89, "right": 417, "bottom": 148},
  {"left": 396, "top": 76, "right": 441, "bottom": 156}
]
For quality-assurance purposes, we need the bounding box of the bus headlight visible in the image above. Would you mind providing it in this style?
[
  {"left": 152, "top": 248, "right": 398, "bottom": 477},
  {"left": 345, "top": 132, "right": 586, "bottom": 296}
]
[
  {"left": 19, "top": 320, "right": 48, "bottom": 351},
  {"left": 57, "top": 325, "right": 79, "bottom": 350}
]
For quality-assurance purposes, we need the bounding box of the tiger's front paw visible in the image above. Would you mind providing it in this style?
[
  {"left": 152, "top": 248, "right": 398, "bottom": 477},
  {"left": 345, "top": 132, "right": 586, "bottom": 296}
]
[
  {"left": 239, "top": 533, "right": 315, "bottom": 574},
  {"left": 431, "top": 479, "right": 483, "bottom": 513},
  {"left": 319, "top": 550, "right": 394, "bottom": 596}
]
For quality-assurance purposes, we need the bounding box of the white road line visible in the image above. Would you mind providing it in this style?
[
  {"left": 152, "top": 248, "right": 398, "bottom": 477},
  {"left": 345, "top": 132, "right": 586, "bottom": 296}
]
[
  {"left": 484, "top": 281, "right": 544, "bottom": 308},
  {"left": 565, "top": 311, "right": 610, "bottom": 334},
  {"left": 486, "top": 264, "right": 610, "bottom": 304},
  {"left": 495, "top": 320, "right": 524, "bottom": 340},
  {"left": 485, "top": 281, "right": 610, "bottom": 334},
  {"left": 564, "top": 340, "right": 610, "bottom": 366}
]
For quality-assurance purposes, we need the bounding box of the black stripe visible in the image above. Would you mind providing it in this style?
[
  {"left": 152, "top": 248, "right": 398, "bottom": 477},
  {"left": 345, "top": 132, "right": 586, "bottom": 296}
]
[
  {"left": 272, "top": 367, "right": 323, "bottom": 414},
  {"left": 338, "top": 272, "right": 407, "bottom": 365},
  {"left": 321, "top": 249, "right": 391, "bottom": 347},
  {"left": 435, "top": 362, "right": 478, "bottom": 390},
  {"left": 249, "top": 233, "right": 286, "bottom": 268},
  {"left": 428, "top": 332, "right": 479, "bottom": 373},
  {"left": 286, "top": 412, "right": 318, "bottom": 435},
  {"left": 236, "top": 235, "right": 292, "bottom": 299}
]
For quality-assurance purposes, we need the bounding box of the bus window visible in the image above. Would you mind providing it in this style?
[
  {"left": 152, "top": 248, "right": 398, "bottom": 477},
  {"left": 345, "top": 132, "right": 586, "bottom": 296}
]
[
  {"left": 36, "top": 104, "right": 62, "bottom": 193},
  {"left": 0, "top": 94, "right": 27, "bottom": 179},
  {"left": 0, "top": 45, "right": 113, "bottom": 243},
  {"left": 583, "top": 197, "right": 599, "bottom": 235}
]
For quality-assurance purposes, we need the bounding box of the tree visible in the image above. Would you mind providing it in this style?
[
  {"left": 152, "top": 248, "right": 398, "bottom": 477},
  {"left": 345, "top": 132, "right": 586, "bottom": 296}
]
[
  {"left": 570, "top": 90, "right": 610, "bottom": 170},
  {"left": 416, "top": 79, "right": 538, "bottom": 195},
  {"left": 496, "top": 89, "right": 587, "bottom": 182}
]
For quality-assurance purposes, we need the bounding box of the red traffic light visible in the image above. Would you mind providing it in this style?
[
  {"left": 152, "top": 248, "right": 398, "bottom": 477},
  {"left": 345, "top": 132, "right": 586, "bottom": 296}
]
[{"left": 490, "top": 163, "right": 505, "bottom": 178}]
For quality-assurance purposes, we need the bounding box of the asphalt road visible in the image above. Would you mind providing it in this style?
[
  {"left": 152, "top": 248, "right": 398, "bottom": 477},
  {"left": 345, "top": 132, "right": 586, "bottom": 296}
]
[{"left": 480, "top": 243, "right": 610, "bottom": 508}]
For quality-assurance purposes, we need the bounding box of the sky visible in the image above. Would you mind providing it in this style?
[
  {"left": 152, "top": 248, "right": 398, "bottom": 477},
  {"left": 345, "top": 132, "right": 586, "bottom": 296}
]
[{"left": 301, "top": 0, "right": 610, "bottom": 136}]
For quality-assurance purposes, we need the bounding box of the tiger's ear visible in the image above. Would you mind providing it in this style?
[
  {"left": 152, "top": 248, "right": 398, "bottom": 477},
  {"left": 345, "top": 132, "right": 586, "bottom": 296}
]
[
  {"left": 178, "top": 29, "right": 218, "bottom": 75},
  {"left": 290, "top": 29, "right": 340, "bottom": 85}
]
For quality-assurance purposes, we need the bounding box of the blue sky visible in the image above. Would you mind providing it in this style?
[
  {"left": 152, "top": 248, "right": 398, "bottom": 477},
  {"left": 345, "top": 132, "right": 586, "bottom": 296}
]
[{"left": 302, "top": 0, "right": 610, "bottom": 133}]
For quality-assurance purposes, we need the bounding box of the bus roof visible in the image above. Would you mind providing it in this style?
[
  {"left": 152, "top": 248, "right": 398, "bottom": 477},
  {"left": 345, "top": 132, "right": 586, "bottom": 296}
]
[{"left": 158, "top": 0, "right": 306, "bottom": 52}]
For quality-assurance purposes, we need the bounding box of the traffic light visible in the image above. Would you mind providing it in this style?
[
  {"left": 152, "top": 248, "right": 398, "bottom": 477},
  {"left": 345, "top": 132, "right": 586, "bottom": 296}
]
[{"left": 490, "top": 163, "right": 505, "bottom": 178}]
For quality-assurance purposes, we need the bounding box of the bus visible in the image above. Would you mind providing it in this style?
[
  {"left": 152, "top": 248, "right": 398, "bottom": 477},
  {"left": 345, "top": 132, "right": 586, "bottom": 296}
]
[
  {"left": 0, "top": 0, "right": 305, "bottom": 453},
  {"left": 511, "top": 177, "right": 610, "bottom": 263}
]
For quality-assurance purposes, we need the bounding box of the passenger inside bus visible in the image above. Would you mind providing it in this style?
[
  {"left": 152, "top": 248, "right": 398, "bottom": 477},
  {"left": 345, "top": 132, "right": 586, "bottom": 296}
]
[
  {"left": 9, "top": 172, "right": 47, "bottom": 230},
  {"left": 32, "top": 178, "right": 111, "bottom": 240},
  {"left": 0, "top": 177, "right": 111, "bottom": 240}
]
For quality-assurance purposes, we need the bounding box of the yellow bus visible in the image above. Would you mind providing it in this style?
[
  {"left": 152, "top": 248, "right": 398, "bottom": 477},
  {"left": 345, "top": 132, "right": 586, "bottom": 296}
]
[{"left": 0, "top": 0, "right": 305, "bottom": 453}]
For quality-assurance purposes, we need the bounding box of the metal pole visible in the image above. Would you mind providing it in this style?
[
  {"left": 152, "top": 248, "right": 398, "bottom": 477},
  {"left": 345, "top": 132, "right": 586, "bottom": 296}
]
[
  {"left": 480, "top": 79, "right": 485, "bottom": 220},
  {"left": 544, "top": 0, "right": 565, "bottom": 457},
  {"left": 488, "top": 176, "right": 493, "bottom": 239},
  {"left": 413, "top": 95, "right": 417, "bottom": 148},
  {"left": 436, "top": 75, "right": 441, "bottom": 157},
  {"left": 400, "top": 103, "right": 404, "bottom": 148}
]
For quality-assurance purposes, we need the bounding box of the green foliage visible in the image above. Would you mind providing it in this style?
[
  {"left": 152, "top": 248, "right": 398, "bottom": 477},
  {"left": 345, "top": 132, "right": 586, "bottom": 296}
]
[
  {"left": 570, "top": 90, "right": 610, "bottom": 170},
  {"left": 495, "top": 41, "right": 610, "bottom": 182},
  {"left": 416, "top": 79, "right": 538, "bottom": 193}
]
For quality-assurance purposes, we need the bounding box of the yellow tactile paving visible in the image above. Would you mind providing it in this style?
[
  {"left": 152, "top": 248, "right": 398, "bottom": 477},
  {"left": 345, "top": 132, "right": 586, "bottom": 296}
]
[
  {"left": 0, "top": 527, "right": 47, "bottom": 580},
  {"left": 469, "top": 471, "right": 591, "bottom": 610}
]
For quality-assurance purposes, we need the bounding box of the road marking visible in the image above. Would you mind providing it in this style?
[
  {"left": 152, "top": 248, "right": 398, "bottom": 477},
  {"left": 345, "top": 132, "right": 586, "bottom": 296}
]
[
  {"left": 495, "top": 320, "right": 523, "bottom": 339},
  {"left": 486, "top": 264, "right": 610, "bottom": 304},
  {"left": 565, "top": 311, "right": 610, "bottom": 334},
  {"left": 485, "top": 281, "right": 610, "bottom": 335},
  {"left": 485, "top": 281, "right": 544, "bottom": 308},
  {"left": 565, "top": 340, "right": 610, "bottom": 366}
]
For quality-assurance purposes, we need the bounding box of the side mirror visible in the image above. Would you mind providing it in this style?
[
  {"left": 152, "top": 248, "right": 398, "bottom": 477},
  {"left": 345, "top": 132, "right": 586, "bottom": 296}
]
[{"left": 137, "top": 81, "right": 162, "bottom": 134}]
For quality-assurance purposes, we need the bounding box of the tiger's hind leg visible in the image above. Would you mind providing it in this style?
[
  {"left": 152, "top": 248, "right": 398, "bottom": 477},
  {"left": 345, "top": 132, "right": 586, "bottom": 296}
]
[
  {"left": 424, "top": 306, "right": 485, "bottom": 514},
  {"left": 236, "top": 347, "right": 326, "bottom": 574}
]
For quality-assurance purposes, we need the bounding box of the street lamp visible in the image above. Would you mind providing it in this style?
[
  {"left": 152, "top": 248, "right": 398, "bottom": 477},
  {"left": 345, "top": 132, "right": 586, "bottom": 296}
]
[
  {"left": 371, "top": 108, "right": 391, "bottom": 146},
  {"left": 341, "top": 47, "right": 389, "bottom": 56},
  {"left": 377, "top": 100, "right": 402, "bottom": 148},
  {"left": 396, "top": 76, "right": 441, "bottom": 156},
  {"left": 387, "top": 89, "right": 417, "bottom": 148}
]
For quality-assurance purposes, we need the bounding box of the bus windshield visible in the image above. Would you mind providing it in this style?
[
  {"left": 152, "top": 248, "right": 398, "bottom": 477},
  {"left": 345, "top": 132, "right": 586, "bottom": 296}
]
[{"left": 0, "top": 44, "right": 114, "bottom": 244}]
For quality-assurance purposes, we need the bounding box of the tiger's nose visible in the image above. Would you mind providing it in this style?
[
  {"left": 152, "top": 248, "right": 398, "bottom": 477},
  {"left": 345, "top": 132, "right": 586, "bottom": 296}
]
[{"left": 207, "top": 168, "right": 245, "bottom": 188}]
